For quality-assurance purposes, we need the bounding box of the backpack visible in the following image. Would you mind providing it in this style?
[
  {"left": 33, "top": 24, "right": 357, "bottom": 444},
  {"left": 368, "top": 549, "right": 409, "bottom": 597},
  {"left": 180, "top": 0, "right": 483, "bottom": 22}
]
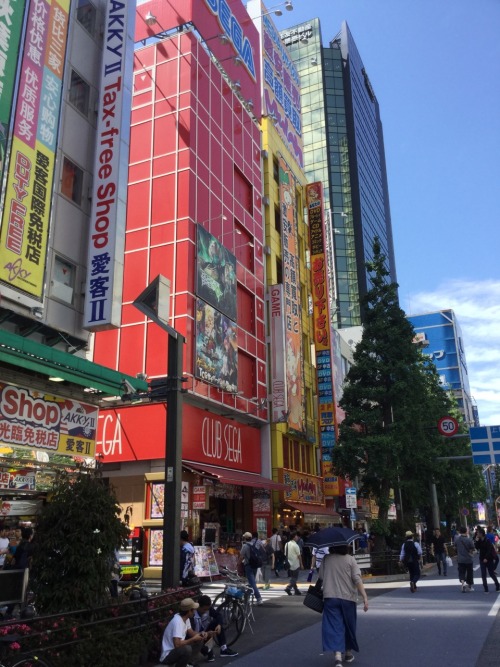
[
  {"left": 248, "top": 540, "right": 263, "bottom": 569},
  {"left": 403, "top": 540, "right": 418, "bottom": 564}
]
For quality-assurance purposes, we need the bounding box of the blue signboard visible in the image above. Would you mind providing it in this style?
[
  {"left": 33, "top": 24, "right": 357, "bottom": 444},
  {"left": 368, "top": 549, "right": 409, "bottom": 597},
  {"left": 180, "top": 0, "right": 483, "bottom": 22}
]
[{"left": 470, "top": 425, "right": 500, "bottom": 465}]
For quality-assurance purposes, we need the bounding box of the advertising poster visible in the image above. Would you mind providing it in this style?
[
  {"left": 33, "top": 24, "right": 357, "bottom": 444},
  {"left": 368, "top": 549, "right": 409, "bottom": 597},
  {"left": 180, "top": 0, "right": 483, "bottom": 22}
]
[
  {"left": 149, "top": 528, "right": 163, "bottom": 567},
  {"left": 0, "top": 467, "right": 36, "bottom": 490},
  {"left": 0, "top": 382, "right": 98, "bottom": 457},
  {"left": 0, "top": 0, "right": 27, "bottom": 184},
  {"left": 0, "top": 0, "right": 70, "bottom": 300},
  {"left": 194, "top": 545, "right": 220, "bottom": 578},
  {"left": 150, "top": 482, "right": 165, "bottom": 519},
  {"left": 279, "top": 155, "right": 305, "bottom": 434},
  {"left": 196, "top": 226, "right": 237, "bottom": 321},
  {"left": 195, "top": 298, "right": 238, "bottom": 392}
]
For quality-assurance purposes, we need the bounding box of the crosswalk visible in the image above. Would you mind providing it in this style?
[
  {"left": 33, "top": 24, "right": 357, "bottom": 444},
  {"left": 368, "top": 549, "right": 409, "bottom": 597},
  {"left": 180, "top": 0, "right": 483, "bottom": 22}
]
[{"left": 200, "top": 580, "right": 306, "bottom": 603}]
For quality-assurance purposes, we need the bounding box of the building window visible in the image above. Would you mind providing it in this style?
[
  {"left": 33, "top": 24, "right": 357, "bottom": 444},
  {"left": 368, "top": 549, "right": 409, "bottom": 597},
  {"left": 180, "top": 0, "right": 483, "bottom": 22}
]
[
  {"left": 273, "top": 157, "right": 279, "bottom": 183},
  {"left": 77, "top": 0, "right": 97, "bottom": 36},
  {"left": 69, "top": 69, "right": 90, "bottom": 116},
  {"left": 61, "top": 157, "right": 84, "bottom": 205},
  {"left": 52, "top": 256, "right": 76, "bottom": 304}
]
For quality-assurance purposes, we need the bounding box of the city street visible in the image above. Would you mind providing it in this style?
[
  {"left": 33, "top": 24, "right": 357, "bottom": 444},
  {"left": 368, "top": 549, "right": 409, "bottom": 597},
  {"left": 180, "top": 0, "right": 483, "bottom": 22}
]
[{"left": 193, "top": 564, "right": 500, "bottom": 667}]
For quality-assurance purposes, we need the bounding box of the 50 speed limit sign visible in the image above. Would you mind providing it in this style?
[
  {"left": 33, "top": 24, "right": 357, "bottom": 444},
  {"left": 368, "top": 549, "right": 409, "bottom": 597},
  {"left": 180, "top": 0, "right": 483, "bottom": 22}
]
[{"left": 437, "top": 416, "right": 459, "bottom": 436}]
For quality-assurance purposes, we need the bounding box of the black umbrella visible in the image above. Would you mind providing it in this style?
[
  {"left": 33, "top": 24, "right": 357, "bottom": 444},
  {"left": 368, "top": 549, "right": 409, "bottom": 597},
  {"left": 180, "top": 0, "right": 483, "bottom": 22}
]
[{"left": 304, "top": 526, "right": 358, "bottom": 548}]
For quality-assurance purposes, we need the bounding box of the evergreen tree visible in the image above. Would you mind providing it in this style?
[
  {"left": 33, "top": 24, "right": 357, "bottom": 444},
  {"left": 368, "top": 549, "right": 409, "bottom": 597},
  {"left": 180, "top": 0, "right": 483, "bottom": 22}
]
[
  {"left": 331, "top": 239, "right": 482, "bottom": 545},
  {"left": 30, "top": 466, "right": 129, "bottom": 613}
]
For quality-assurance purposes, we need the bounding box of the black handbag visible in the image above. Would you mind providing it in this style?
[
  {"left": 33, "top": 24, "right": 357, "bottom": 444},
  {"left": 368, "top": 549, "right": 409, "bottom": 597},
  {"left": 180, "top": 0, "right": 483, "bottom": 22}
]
[{"left": 303, "top": 578, "right": 323, "bottom": 613}]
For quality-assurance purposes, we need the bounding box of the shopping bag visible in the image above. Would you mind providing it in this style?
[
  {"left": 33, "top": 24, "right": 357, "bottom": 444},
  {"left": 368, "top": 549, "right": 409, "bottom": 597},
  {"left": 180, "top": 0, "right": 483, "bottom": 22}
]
[
  {"left": 303, "top": 580, "right": 323, "bottom": 614},
  {"left": 307, "top": 569, "right": 314, "bottom": 582},
  {"left": 446, "top": 556, "right": 453, "bottom": 568},
  {"left": 256, "top": 567, "right": 263, "bottom": 583}
]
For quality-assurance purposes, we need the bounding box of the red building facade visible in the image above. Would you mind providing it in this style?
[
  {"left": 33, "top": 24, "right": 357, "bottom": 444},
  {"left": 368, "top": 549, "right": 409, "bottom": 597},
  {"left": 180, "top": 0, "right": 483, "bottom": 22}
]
[{"left": 93, "top": 1, "right": 280, "bottom": 569}]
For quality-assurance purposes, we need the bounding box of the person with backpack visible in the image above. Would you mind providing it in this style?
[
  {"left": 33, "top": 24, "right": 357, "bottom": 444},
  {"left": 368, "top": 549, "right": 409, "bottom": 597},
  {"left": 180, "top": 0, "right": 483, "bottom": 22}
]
[
  {"left": 238, "top": 531, "right": 264, "bottom": 605},
  {"left": 284, "top": 531, "right": 303, "bottom": 596},
  {"left": 399, "top": 530, "right": 422, "bottom": 593}
]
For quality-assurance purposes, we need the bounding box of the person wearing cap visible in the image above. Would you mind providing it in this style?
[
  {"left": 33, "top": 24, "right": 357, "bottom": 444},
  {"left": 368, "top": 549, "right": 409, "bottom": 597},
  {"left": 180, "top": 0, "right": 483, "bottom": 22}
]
[
  {"left": 399, "top": 531, "right": 422, "bottom": 593},
  {"left": 238, "top": 531, "right": 263, "bottom": 605},
  {"left": 160, "top": 597, "right": 205, "bottom": 665}
]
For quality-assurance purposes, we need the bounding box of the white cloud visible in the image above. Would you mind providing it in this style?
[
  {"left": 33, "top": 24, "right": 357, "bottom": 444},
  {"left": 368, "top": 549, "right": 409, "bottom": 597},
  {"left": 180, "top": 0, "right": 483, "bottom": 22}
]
[{"left": 405, "top": 279, "right": 500, "bottom": 426}]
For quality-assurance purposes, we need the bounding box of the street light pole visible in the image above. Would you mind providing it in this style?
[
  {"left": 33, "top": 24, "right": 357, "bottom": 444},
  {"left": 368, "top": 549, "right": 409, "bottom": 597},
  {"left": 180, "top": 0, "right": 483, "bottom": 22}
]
[{"left": 162, "top": 331, "right": 185, "bottom": 590}]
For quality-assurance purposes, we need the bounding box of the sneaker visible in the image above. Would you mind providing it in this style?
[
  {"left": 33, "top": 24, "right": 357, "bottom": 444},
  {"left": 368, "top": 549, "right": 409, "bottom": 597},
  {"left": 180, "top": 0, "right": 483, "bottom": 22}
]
[
  {"left": 206, "top": 650, "right": 215, "bottom": 662},
  {"left": 410, "top": 581, "right": 416, "bottom": 593},
  {"left": 461, "top": 581, "right": 466, "bottom": 593},
  {"left": 344, "top": 654, "right": 355, "bottom": 663},
  {"left": 469, "top": 585, "right": 475, "bottom": 592},
  {"left": 294, "top": 590, "right": 302, "bottom": 596},
  {"left": 256, "top": 598, "right": 264, "bottom": 605},
  {"left": 484, "top": 590, "right": 490, "bottom": 594},
  {"left": 220, "top": 647, "right": 239, "bottom": 657},
  {"left": 285, "top": 587, "right": 292, "bottom": 595}
]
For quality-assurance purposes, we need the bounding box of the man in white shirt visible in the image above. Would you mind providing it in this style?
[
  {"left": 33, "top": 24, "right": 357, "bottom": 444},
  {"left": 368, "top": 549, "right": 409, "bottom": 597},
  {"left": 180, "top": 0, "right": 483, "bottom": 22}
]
[
  {"left": 0, "top": 526, "right": 10, "bottom": 569},
  {"left": 160, "top": 597, "right": 205, "bottom": 666},
  {"left": 284, "top": 531, "right": 303, "bottom": 596},
  {"left": 311, "top": 546, "right": 329, "bottom": 572}
]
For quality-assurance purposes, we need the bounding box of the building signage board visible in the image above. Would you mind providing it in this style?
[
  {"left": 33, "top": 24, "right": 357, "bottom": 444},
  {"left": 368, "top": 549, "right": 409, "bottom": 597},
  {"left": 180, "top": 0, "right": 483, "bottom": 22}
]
[
  {"left": 0, "top": 381, "right": 98, "bottom": 457},
  {"left": 269, "top": 284, "right": 287, "bottom": 422},
  {"left": 0, "top": 467, "right": 36, "bottom": 490},
  {"left": 84, "top": 1, "right": 136, "bottom": 330},
  {"left": 0, "top": 0, "right": 27, "bottom": 186},
  {"left": 470, "top": 425, "right": 500, "bottom": 465},
  {"left": 307, "top": 182, "right": 338, "bottom": 495},
  {"left": 97, "top": 402, "right": 262, "bottom": 472},
  {"left": 283, "top": 469, "right": 324, "bottom": 504},
  {"left": 247, "top": 0, "right": 303, "bottom": 167},
  {"left": 279, "top": 155, "right": 305, "bottom": 434},
  {"left": 0, "top": 0, "right": 70, "bottom": 302}
]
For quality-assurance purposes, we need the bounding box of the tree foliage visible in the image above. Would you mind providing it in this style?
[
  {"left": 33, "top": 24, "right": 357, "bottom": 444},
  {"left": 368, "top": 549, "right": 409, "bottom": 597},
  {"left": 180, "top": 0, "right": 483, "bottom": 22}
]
[
  {"left": 30, "top": 466, "right": 129, "bottom": 613},
  {"left": 331, "top": 239, "right": 483, "bottom": 542}
]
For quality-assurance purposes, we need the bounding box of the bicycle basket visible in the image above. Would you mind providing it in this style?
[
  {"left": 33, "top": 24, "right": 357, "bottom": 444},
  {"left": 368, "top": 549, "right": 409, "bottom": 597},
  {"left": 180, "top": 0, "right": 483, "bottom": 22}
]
[{"left": 226, "top": 586, "right": 244, "bottom": 599}]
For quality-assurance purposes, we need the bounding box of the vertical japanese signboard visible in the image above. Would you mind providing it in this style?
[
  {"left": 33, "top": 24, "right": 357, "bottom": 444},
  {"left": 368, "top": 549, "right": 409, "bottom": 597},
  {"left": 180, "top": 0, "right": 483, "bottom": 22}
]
[
  {"left": 84, "top": 1, "right": 136, "bottom": 330},
  {"left": 0, "top": 0, "right": 70, "bottom": 301},
  {"left": 0, "top": 0, "right": 27, "bottom": 185},
  {"left": 279, "top": 155, "right": 304, "bottom": 434},
  {"left": 306, "top": 182, "right": 337, "bottom": 495},
  {"left": 269, "top": 284, "right": 287, "bottom": 422}
]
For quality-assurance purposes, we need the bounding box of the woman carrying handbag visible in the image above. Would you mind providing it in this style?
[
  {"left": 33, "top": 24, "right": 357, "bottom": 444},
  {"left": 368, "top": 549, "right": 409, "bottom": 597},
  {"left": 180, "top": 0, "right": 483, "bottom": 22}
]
[{"left": 319, "top": 545, "right": 369, "bottom": 667}]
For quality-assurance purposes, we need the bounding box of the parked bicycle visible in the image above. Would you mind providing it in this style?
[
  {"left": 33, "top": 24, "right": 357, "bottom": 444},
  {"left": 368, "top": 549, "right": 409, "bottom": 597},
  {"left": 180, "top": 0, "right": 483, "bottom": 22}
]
[
  {"left": 213, "top": 567, "right": 255, "bottom": 646},
  {"left": 0, "top": 634, "right": 52, "bottom": 667}
]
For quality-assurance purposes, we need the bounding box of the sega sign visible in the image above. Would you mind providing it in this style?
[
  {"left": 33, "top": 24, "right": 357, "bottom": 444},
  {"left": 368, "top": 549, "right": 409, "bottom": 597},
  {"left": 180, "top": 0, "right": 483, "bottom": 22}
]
[{"left": 204, "top": 0, "right": 256, "bottom": 79}]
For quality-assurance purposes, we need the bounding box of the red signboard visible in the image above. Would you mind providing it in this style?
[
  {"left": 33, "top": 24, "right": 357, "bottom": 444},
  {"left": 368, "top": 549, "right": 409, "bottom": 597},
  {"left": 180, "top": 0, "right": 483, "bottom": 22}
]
[
  {"left": 97, "top": 402, "right": 261, "bottom": 472},
  {"left": 135, "top": 0, "right": 261, "bottom": 118}
]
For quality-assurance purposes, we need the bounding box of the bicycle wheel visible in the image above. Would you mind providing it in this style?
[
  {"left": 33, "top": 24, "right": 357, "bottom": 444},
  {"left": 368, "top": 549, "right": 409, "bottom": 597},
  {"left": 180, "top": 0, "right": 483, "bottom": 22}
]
[
  {"left": 9, "top": 655, "right": 53, "bottom": 667},
  {"left": 216, "top": 599, "right": 244, "bottom": 647},
  {"left": 213, "top": 591, "right": 226, "bottom": 608}
]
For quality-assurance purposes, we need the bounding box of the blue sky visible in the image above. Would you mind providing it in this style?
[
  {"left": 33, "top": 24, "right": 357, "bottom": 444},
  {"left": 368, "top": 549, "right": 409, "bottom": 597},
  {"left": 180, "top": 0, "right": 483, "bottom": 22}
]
[{"left": 271, "top": 0, "right": 500, "bottom": 425}]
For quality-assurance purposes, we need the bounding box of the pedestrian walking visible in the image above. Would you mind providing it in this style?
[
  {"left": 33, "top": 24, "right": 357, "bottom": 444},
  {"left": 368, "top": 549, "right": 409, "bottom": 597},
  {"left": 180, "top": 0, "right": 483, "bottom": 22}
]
[
  {"left": 399, "top": 530, "right": 422, "bottom": 592},
  {"left": 269, "top": 527, "right": 282, "bottom": 576},
  {"left": 485, "top": 525, "right": 499, "bottom": 571},
  {"left": 238, "top": 532, "right": 264, "bottom": 605},
  {"left": 319, "top": 545, "right": 369, "bottom": 667},
  {"left": 474, "top": 527, "right": 500, "bottom": 594},
  {"left": 430, "top": 528, "right": 448, "bottom": 576},
  {"left": 284, "top": 531, "right": 303, "bottom": 596},
  {"left": 258, "top": 538, "right": 274, "bottom": 590},
  {"left": 454, "top": 526, "right": 475, "bottom": 592}
]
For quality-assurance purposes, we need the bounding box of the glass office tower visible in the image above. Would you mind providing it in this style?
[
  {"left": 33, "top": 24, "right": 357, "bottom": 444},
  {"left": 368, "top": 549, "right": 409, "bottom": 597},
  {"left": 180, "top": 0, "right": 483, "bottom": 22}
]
[{"left": 281, "top": 20, "right": 397, "bottom": 327}]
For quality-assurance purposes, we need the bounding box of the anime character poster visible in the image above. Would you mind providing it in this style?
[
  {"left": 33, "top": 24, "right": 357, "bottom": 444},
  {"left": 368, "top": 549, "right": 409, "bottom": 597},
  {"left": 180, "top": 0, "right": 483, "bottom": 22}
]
[
  {"left": 279, "top": 155, "right": 305, "bottom": 434},
  {"left": 195, "top": 298, "right": 238, "bottom": 392},
  {"left": 196, "top": 226, "right": 237, "bottom": 321}
]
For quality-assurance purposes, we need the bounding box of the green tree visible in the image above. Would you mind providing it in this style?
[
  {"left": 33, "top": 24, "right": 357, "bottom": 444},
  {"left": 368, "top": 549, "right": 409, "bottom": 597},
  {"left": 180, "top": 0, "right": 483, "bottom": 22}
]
[
  {"left": 331, "top": 239, "right": 480, "bottom": 546},
  {"left": 30, "top": 466, "right": 129, "bottom": 613}
]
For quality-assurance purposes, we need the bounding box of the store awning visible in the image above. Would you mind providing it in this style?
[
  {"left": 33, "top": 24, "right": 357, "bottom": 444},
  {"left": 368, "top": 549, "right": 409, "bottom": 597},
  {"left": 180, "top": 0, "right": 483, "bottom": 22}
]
[
  {"left": 0, "top": 329, "right": 148, "bottom": 397},
  {"left": 284, "top": 502, "right": 341, "bottom": 519},
  {"left": 183, "top": 461, "right": 287, "bottom": 490}
]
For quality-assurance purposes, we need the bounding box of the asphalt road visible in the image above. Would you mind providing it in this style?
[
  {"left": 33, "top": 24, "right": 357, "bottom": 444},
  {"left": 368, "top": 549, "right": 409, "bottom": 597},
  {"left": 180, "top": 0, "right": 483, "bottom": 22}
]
[{"left": 191, "top": 563, "right": 500, "bottom": 667}]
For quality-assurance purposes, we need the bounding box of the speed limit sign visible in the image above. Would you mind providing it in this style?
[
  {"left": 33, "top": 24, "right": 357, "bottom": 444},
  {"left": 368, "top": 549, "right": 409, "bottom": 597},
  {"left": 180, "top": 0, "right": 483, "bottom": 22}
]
[{"left": 437, "top": 416, "right": 459, "bottom": 437}]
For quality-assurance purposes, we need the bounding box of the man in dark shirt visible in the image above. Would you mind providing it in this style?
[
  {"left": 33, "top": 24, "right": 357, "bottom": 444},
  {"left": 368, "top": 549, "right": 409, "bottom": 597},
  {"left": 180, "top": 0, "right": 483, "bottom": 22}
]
[{"left": 431, "top": 528, "right": 448, "bottom": 575}]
